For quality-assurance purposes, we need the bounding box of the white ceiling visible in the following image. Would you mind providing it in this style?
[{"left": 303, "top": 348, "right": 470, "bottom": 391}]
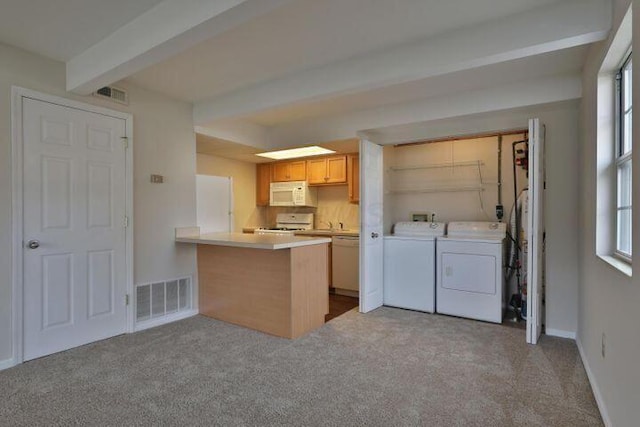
[
  {"left": 0, "top": 0, "right": 607, "bottom": 158},
  {"left": 240, "top": 45, "right": 588, "bottom": 127},
  {"left": 127, "top": 0, "right": 561, "bottom": 103},
  {"left": 0, "top": 0, "right": 163, "bottom": 61},
  {"left": 196, "top": 133, "right": 359, "bottom": 163}
]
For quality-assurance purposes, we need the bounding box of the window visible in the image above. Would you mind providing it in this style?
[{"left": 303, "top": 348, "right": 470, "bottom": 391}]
[{"left": 616, "top": 52, "right": 632, "bottom": 260}]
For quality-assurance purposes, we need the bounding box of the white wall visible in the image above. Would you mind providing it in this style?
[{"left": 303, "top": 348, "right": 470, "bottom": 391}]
[
  {"left": 578, "top": 0, "right": 640, "bottom": 424},
  {"left": 0, "top": 42, "right": 197, "bottom": 364},
  {"left": 384, "top": 134, "right": 528, "bottom": 225}
]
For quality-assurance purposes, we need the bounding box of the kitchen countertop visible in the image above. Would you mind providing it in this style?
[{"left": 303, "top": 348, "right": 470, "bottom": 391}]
[
  {"left": 176, "top": 232, "right": 331, "bottom": 250},
  {"left": 294, "top": 229, "right": 359, "bottom": 237}
]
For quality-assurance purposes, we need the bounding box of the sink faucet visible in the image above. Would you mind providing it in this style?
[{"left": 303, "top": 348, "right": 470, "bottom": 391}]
[
  {"left": 323, "top": 221, "right": 333, "bottom": 230},
  {"left": 339, "top": 222, "right": 344, "bottom": 230}
]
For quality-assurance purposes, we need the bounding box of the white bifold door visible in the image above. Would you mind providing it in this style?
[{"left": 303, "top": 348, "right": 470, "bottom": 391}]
[
  {"left": 22, "top": 98, "right": 129, "bottom": 361},
  {"left": 526, "top": 118, "right": 545, "bottom": 345},
  {"left": 359, "top": 139, "right": 384, "bottom": 313}
]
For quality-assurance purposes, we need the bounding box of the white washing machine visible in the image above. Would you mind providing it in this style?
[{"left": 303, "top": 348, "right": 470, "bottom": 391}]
[
  {"left": 383, "top": 222, "right": 446, "bottom": 313},
  {"left": 436, "top": 222, "right": 506, "bottom": 323}
]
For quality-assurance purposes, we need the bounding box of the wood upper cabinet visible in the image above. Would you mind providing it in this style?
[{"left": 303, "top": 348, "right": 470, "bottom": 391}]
[
  {"left": 348, "top": 154, "right": 359, "bottom": 204},
  {"left": 271, "top": 160, "right": 306, "bottom": 182},
  {"left": 256, "top": 163, "right": 271, "bottom": 206},
  {"left": 307, "top": 155, "right": 347, "bottom": 185}
]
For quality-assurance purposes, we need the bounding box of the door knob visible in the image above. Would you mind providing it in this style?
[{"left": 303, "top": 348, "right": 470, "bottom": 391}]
[
  {"left": 27, "top": 240, "right": 40, "bottom": 249},
  {"left": 370, "top": 232, "right": 379, "bottom": 239}
]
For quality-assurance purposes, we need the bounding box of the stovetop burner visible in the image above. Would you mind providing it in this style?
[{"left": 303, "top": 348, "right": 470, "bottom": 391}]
[{"left": 255, "top": 213, "right": 314, "bottom": 235}]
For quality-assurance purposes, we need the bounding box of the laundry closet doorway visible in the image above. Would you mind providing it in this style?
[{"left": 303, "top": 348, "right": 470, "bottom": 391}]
[{"left": 359, "top": 118, "right": 545, "bottom": 344}]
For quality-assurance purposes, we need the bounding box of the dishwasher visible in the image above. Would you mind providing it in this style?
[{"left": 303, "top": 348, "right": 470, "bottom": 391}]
[{"left": 331, "top": 236, "right": 360, "bottom": 296}]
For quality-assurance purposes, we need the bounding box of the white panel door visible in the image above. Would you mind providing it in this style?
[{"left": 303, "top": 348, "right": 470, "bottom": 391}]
[
  {"left": 359, "top": 139, "right": 384, "bottom": 313},
  {"left": 526, "top": 118, "right": 545, "bottom": 344},
  {"left": 23, "top": 98, "right": 128, "bottom": 361}
]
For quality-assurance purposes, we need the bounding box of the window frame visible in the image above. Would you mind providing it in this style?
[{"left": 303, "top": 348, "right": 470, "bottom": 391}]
[{"left": 615, "top": 50, "right": 633, "bottom": 263}]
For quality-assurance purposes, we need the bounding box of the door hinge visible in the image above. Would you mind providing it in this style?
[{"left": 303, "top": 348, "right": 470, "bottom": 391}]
[
  {"left": 120, "top": 136, "right": 129, "bottom": 149},
  {"left": 125, "top": 294, "right": 130, "bottom": 306},
  {"left": 123, "top": 216, "right": 129, "bottom": 228}
]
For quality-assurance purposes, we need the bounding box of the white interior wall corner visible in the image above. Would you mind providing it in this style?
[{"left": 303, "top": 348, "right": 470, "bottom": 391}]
[{"left": 576, "top": 0, "right": 640, "bottom": 425}]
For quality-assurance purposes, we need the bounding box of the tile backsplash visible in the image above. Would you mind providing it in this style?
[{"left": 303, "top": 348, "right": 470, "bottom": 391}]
[{"left": 246, "top": 185, "right": 359, "bottom": 230}]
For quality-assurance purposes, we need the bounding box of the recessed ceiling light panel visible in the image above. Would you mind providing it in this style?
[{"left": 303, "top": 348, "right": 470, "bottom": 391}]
[{"left": 256, "top": 146, "right": 336, "bottom": 160}]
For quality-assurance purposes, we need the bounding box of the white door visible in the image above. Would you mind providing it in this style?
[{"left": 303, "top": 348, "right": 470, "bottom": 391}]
[
  {"left": 23, "top": 98, "right": 128, "bottom": 361},
  {"left": 526, "top": 118, "right": 545, "bottom": 344},
  {"left": 359, "top": 139, "right": 384, "bottom": 313}
]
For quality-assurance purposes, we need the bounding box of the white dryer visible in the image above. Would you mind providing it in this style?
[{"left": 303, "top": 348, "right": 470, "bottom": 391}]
[
  {"left": 436, "top": 221, "right": 506, "bottom": 323},
  {"left": 383, "top": 222, "right": 446, "bottom": 313}
]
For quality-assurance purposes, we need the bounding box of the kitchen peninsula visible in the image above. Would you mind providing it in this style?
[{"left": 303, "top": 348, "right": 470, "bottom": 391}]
[{"left": 176, "top": 229, "right": 331, "bottom": 339}]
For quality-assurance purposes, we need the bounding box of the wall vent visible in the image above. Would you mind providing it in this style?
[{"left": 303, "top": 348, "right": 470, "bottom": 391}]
[
  {"left": 94, "top": 85, "right": 128, "bottom": 105},
  {"left": 135, "top": 276, "right": 192, "bottom": 323}
]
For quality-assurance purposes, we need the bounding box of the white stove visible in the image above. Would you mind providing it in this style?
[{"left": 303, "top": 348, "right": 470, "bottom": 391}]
[{"left": 255, "top": 213, "right": 314, "bottom": 236}]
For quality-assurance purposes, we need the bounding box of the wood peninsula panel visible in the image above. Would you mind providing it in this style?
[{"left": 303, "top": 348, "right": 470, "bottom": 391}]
[
  {"left": 197, "top": 243, "right": 329, "bottom": 338},
  {"left": 290, "top": 243, "right": 329, "bottom": 338}
]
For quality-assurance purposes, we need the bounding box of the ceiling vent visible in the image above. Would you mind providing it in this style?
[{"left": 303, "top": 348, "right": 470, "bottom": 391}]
[{"left": 94, "top": 86, "right": 128, "bottom": 105}]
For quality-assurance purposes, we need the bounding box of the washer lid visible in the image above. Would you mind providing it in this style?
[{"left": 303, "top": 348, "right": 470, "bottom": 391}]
[
  {"left": 393, "top": 221, "right": 446, "bottom": 237},
  {"left": 446, "top": 221, "right": 506, "bottom": 238}
]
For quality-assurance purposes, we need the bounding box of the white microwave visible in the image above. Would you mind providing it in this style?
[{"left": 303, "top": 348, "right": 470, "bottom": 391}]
[{"left": 270, "top": 181, "right": 317, "bottom": 207}]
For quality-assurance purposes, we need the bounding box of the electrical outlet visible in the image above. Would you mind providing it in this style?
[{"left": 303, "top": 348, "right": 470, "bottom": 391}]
[{"left": 601, "top": 333, "right": 606, "bottom": 358}]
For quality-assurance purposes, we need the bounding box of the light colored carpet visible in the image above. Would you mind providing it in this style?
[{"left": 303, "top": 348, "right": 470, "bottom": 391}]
[{"left": 0, "top": 308, "right": 601, "bottom": 426}]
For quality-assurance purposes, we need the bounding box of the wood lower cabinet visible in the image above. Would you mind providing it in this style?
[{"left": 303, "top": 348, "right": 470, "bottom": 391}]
[
  {"left": 256, "top": 163, "right": 271, "bottom": 206},
  {"left": 271, "top": 160, "right": 306, "bottom": 182},
  {"left": 307, "top": 155, "right": 347, "bottom": 185},
  {"left": 348, "top": 154, "right": 359, "bottom": 204}
]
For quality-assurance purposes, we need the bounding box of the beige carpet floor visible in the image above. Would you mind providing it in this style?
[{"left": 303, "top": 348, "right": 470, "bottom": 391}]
[{"left": 0, "top": 308, "right": 601, "bottom": 426}]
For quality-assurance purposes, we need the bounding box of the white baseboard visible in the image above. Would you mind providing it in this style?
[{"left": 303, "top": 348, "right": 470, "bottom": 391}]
[
  {"left": 545, "top": 328, "right": 576, "bottom": 339},
  {"left": 134, "top": 309, "right": 198, "bottom": 332},
  {"left": 576, "top": 338, "right": 611, "bottom": 427},
  {"left": 0, "top": 358, "right": 17, "bottom": 371}
]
